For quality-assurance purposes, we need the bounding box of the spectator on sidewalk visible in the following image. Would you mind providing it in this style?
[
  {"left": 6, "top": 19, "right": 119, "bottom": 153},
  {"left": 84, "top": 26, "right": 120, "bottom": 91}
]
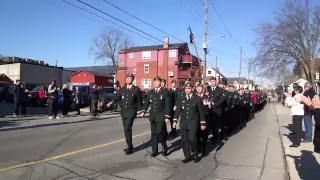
[
  {"left": 20, "top": 82, "right": 29, "bottom": 116},
  {"left": 285, "top": 86, "right": 304, "bottom": 148},
  {"left": 302, "top": 82, "right": 316, "bottom": 143},
  {"left": 38, "top": 86, "right": 47, "bottom": 105},
  {"left": 62, "top": 84, "right": 71, "bottom": 118},
  {"left": 301, "top": 95, "right": 320, "bottom": 153},
  {"left": 73, "top": 87, "right": 81, "bottom": 115},
  {"left": 90, "top": 83, "right": 99, "bottom": 117},
  {"left": 48, "top": 79, "right": 59, "bottom": 119},
  {"left": 12, "top": 80, "right": 22, "bottom": 117}
]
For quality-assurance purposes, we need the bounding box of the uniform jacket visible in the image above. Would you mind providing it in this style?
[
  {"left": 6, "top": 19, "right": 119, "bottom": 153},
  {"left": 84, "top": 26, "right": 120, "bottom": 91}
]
[
  {"left": 196, "top": 93, "right": 210, "bottom": 115},
  {"left": 313, "top": 109, "right": 320, "bottom": 153},
  {"left": 173, "top": 93, "right": 206, "bottom": 129},
  {"left": 142, "top": 87, "right": 171, "bottom": 122},
  {"left": 208, "top": 86, "right": 225, "bottom": 114},
  {"left": 113, "top": 85, "right": 143, "bottom": 118}
]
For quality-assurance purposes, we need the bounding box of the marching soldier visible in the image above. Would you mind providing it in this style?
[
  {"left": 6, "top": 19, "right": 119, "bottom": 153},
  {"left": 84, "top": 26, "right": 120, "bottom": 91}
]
[
  {"left": 173, "top": 82, "right": 206, "bottom": 163},
  {"left": 193, "top": 80, "right": 201, "bottom": 93},
  {"left": 196, "top": 85, "right": 210, "bottom": 155},
  {"left": 219, "top": 83, "right": 228, "bottom": 140},
  {"left": 107, "top": 74, "right": 143, "bottom": 155},
  {"left": 237, "top": 88, "right": 246, "bottom": 125},
  {"left": 229, "top": 85, "right": 239, "bottom": 133},
  {"left": 168, "top": 80, "right": 179, "bottom": 137},
  {"left": 161, "top": 79, "right": 167, "bottom": 89},
  {"left": 208, "top": 77, "right": 225, "bottom": 144},
  {"left": 141, "top": 77, "right": 171, "bottom": 157},
  {"left": 244, "top": 88, "right": 253, "bottom": 122}
]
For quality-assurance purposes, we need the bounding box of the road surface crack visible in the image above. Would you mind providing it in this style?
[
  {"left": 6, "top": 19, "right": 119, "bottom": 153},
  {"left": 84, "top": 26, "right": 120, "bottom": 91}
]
[{"left": 257, "top": 138, "right": 270, "bottom": 180}]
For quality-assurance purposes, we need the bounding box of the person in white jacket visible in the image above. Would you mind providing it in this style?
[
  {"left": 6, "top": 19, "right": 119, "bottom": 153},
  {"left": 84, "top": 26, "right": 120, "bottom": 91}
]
[{"left": 284, "top": 86, "right": 304, "bottom": 147}]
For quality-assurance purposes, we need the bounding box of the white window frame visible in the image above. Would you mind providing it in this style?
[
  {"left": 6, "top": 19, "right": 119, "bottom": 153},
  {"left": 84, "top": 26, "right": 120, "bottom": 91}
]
[
  {"left": 142, "top": 51, "right": 151, "bottom": 59},
  {"left": 169, "top": 49, "right": 177, "bottom": 57},
  {"left": 141, "top": 79, "right": 152, "bottom": 88},
  {"left": 133, "top": 68, "right": 136, "bottom": 74},
  {"left": 119, "top": 59, "right": 124, "bottom": 65},
  {"left": 208, "top": 71, "right": 212, "bottom": 75},
  {"left": 144, "top": 64, "right": 149, "bottom": 74},
  {"left": 129, "top": 53, "right": 134, "bottom": 59}
]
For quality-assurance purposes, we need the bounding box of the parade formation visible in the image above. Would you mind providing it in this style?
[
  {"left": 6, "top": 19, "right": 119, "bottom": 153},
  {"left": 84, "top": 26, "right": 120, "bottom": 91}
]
[{"left": 108, "top": 74, "right": 267, "bottom": 164}]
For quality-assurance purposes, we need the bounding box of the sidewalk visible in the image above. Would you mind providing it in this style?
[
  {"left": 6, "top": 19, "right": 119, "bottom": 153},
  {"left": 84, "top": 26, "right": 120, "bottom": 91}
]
[
  {"left": 0, "top": 111, "right": 121, "bottom": 132},
  {"left": 275, "top": 103, "right": 320, "bottom": 180}
]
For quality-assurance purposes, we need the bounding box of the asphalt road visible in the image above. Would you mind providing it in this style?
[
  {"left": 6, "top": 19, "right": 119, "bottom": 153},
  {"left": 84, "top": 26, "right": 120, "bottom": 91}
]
[{"left": 0, "top": 103, "right": 289, "bottom": 180}]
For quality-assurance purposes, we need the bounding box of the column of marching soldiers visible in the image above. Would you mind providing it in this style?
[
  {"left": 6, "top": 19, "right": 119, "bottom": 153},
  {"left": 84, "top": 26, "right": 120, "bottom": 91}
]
[{"left": 107, "top": 74, "right": 267, "bottom": 164}]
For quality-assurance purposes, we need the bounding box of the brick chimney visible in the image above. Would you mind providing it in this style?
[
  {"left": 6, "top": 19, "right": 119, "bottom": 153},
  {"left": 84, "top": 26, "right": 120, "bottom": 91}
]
[{"left": 164, "top": 37, "right": 169, "bottom": 48}]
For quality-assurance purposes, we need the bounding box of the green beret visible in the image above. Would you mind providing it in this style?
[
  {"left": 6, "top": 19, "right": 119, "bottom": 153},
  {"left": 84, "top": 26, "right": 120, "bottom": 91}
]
[
  {"left": 171, "top": 80, "right": 177, "bottom": 83},
  {"left": 185, "top": 82, "right": 193, "bottom": 88},
  {"left": 161, "top": 79, "right": 166, "bottom": 83},
  {"left": 154, "top": 77, "right": 162, "bottom": 81}
]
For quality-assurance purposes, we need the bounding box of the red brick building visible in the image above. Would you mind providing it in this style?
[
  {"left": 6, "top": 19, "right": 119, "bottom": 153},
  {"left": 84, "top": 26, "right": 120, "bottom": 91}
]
[
  {"left": 0, "top": 74, "right": 13, "bottom": 86},
  {"left": 117, "top": 37, "right": 201, "bottom": 89},
  {"left": 70, "top": 70, "right": 114, "bottom": 87}
]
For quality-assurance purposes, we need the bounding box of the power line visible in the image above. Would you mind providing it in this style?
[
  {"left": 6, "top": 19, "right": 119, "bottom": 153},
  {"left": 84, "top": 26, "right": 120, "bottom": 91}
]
[
  {"left": 208, "top": 0, "right": 240, "bottom": 47},
  {"left": 101, "top": 0, "right": 186, "bottom": 43},
  {"left": 61, "top": 0, "right": 159, "bottom": 44},
  {"left": 77, "top": 0, "right": 163, "bottom": 43}
]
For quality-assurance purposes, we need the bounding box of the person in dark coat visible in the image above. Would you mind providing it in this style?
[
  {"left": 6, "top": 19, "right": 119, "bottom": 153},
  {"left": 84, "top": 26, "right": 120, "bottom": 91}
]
[
  {"left": 48, "top": 79, "right": 59, "bottom": 119},
  {"left": 107, "top": 74, "right": 143, "bottom": 155},
  {"left": 90, "top": 84, "right": 99, "bottom": 117},
  {"left": 302, "top": 82, "right": 316, "bottom": 142},
  {"left": 20, "top": 82, "right": 29, "bottom": 116},
  {"left": 62, "top": 84, "right": 71, "bottom": 118},
  {"left": 140, "top": 77, "right": 171, "bottom": 157},
  {"left": 73, "top": 87, "right": 82, "bottom": 115},
  {"left": 173, "top": 82, "right": 206, "bottom": 163},
  {"left": 12, "top": 80, "right": 22, "bottom": 117},
  {"left": 168, "top": 80, "right": 179, "bottom": 138},
  {"left": 207, "top": 77, "right": 225, "bottom": 144}
]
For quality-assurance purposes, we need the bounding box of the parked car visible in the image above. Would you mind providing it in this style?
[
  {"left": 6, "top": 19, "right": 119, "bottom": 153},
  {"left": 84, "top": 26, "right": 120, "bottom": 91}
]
[{"left": 28, "top": 85, "right": 48, "bottom": 105}]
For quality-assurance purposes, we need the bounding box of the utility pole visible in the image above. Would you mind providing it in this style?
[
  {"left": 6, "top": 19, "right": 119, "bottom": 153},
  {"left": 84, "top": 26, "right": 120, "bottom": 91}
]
[
  {"left": 55, "top": 60, "right": 58, "bottom": 67},
  {"left": 203, "top": 0, "right": 209, "bottom": 83},
  {"left": 248, "top": 58, "right": 250, "bottom": 89},
  {"left": 238, "top": 47, "right": 242, "bottom": 89},
  {"left": 215, "top": 56, "right": 218, "bottom": 78},
  {"left": 188, "top": 27, "right": 201, "bottom": 79}
]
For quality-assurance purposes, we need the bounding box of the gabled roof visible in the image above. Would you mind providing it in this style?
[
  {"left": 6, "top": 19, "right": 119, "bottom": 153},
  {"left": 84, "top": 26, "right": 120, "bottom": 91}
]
[
  {"left": 284, "top": 75, "right": 300, "bottom": 86},
  {"left": 227, "top": 77, "right": 254, "bottom": 85},
  {"left": 119, "top": 43, "right": 187, "bottom": 52},
  {"left": 70, "top": 70, "right": 113, "bottom": 78},
  {"left": 65, "top": 65, "right": 115, "bottom": 76}
]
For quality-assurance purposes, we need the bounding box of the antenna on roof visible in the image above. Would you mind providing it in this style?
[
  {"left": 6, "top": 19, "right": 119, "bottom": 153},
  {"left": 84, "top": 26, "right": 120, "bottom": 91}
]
[{"left": 55, "top": 60, "right": 58, "bottom": 67}]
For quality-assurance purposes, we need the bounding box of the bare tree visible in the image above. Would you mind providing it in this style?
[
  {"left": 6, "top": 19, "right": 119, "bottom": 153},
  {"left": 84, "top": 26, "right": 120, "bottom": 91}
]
[
  {"left": 253, "top": 0, "right": 320, "bottom": 85},
  {"left": 90, "top": 28, "right": 133, "bottom": 82}
]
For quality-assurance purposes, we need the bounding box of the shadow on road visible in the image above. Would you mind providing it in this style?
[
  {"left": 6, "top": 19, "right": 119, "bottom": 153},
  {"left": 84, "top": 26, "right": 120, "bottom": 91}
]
[{"left": 287, "top": 150, "right": 320, "bottom": 180}]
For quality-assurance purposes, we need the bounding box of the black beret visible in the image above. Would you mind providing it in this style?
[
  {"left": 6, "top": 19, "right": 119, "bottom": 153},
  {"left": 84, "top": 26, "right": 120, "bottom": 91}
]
[
  {"left": 210, "top": 77, "right": 216, "bottom": 80},
  {"left": 171, "top": 80, "right": 177, "bottom": 83},
  {"left": 186, "top": 78, "right": 192, "bottom": 81},
  {"left": 161, "top": 79, "right": 166, "bottom": 83},
  {"left": 154, "top": 77, "right": 162, "bottom": 81},
  {"left": 126, "top": 74, "right": 135, "bottom": 79}
]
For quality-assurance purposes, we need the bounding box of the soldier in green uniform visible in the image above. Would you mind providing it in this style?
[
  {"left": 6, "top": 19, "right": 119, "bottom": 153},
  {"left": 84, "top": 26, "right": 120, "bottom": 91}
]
[
  {"left": 196, "top": 85, "right": 210, "bottom": 155},
  {"left": 161, "top": 79, "right": 167, "bottom": 89},
  {"left": 141, "top": 77, "right": 171, "bottom": 157},
  {"left": 193, "top": 80, "right": 201, "bottom": 93},
  {"left": 168, "top": 80, "right": 178, "bottom": 137},
  {"left": 107, "top": 74, "right": 143, "bottom": 155},
  {"left": 173, "top": 82, "right": 206, "bottom": 163},
  {"left": 244, "top": 88, "right": 253, "bottom": 122},
  {"left": 237, "top": 88, "right": 246, "bottom": 125},
  {"left": 219, "top": 83, "right": 228, "bottom": 140},
  {"left": 229, "top": 85, "right": 239, "bottom": 134}
]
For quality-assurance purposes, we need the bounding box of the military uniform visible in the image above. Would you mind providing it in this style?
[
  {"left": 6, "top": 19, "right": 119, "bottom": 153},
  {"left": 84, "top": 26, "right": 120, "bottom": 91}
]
[
  {"left": 208, "top": 85, "right": 225, "bottom": 142},
  {"left": 196, "top": 93, "right": 210, "bottom": 154},
  {"left": 168, "top": 80, "right": 179, "bottom": 136},
  {"left": 174, "top": 83, "right": 206, "bottom": 163},
  {"left": 142, "top": 77, "right": 171, "bottom": 156},
  {"left": 219, "top": 88, "right": 228, "bottom": 139},
  {"left": 110, "top": 74, "right": 143, "bottom": 155}
]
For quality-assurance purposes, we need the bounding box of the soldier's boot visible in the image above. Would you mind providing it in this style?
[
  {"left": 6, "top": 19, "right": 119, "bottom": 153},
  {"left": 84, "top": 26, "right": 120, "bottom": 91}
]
[
  {"left": 161, "top": 142, "right": 168, "bottom": 156},
  {"left": 123, "top": 146, "right": 133, "bottom": 155}
]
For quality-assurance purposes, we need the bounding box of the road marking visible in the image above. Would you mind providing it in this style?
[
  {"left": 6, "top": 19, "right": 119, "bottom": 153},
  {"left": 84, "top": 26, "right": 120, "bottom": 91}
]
[{"left": 0, "top": 131, "right": 151, "bottom": 172}]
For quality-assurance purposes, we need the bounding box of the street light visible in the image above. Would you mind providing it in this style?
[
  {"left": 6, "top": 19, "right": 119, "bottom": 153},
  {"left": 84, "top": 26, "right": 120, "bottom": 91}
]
[{"left": 203, "top": 35, "right": 226, "bottom": 48}]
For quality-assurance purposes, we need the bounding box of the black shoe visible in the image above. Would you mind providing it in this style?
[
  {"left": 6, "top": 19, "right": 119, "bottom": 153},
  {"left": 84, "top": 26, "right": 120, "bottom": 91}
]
[
  {"left": 289, "top": 132, "right": 295, "bottom": 135},
  {"left": 201, "top": 148, "right": 208, "bottom": 156},
  {"left": 192, "top": 154, "right": 199, "bottom": 163},
  {"left": 289, "top": 144, "right": 299, "bottom": 148},
  {"left": 123, "top": 148, "right": 133, "bottom": 155},
  {"left": 151, "top": 152, "right": 158, "bottom": 157},
  {"left": 182, "top": 158, "right": 191, "bottom": 163},
  {"left": 162, "top": 145, "right": 168, "bottom": 156}
]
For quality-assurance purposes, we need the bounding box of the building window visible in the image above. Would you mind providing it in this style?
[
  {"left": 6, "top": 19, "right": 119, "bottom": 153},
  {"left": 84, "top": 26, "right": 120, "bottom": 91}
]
[
  {"left": 208, "top": 71, "right": 212, "bottom": 75},
  {"left": 141, "top": 79, "right": 152, "bottom": 88},
  {"left": 142, "top": 51, "right": 151, "bottom": 59},
  {"left": 129, "top": 53, "right": 134, "bottom": 59},
  {"left": 133, "top": 68, "right": 136, "bottom": 74},
  {"left": 169, "top": 50, "right": 177, "bottom": 57},
  {"left": 144, "top": 64, "right": 149, "bottom": 74},
  {"left": 119, "top": 60, "right": 124, "bottom": 64}
]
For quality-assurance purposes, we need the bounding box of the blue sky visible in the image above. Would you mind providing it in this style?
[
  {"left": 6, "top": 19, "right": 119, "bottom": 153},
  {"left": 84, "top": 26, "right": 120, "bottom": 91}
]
[{"left": 1, "top": 0, "right": 318, "bottom": 83}]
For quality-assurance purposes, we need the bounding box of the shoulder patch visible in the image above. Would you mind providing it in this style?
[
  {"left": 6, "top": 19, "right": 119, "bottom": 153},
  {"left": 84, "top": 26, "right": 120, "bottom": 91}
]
[{"left": 234, "top": 95, "right": 237, "bottom": 98}]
